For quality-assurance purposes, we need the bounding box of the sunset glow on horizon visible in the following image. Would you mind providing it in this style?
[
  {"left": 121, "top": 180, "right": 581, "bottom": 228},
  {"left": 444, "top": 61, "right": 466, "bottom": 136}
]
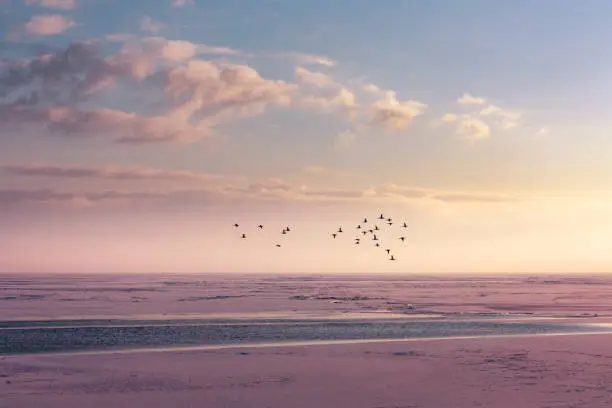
[{"left": 3, "top": 0, "right": 612, "bottom": 274}]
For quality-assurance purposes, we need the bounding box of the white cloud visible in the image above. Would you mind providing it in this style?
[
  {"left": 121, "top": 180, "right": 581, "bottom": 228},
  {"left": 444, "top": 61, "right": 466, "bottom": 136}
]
[
  {"left": 458, "top": 93, "right": 486, "bottom": 105},
  {"left": 456, "top": 117, "right": 491, "bottom": 141},
  {"left": 370, "top": 91, "right": 427, "bottom": 130},
  {"left": 277, "top": 52, "right": 337, "bottom": 67},
  {"left": 295, "top": 66, "right": 333, "bottom": 87},
  {"left": 441, "top": 113, "right": 458, "bottom": 123},
  {"left": 140, "top": 15, "right": 165, "bottom": 34}
]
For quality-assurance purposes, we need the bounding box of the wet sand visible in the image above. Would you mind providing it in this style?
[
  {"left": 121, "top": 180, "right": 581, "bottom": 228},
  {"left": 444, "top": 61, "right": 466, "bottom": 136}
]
[
  {"left": 2, "top": 274, "right": 612, "bottom": 321},
  {"left": 3, "top": 333, "right": 612, "bottom": 408}
]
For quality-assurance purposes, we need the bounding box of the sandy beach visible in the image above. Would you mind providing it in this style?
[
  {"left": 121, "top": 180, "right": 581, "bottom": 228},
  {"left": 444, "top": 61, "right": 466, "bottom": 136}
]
[
  {"left": 3, "top": 274, "right": 612, "bottom": 407},
  {"left": 3, "top": 333, "right": 612, "bottom": 408}
]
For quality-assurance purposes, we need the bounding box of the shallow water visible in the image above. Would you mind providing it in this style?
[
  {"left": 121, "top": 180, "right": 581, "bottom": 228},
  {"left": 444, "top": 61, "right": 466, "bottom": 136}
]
[{"left": 1, "top": 317, "right": 608, "bottom": 355}]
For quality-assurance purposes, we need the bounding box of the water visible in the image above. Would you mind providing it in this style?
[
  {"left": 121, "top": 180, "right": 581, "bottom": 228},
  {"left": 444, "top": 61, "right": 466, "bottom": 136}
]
[{"left": 1, "top": 318, "right": 607, "bottom": 355}]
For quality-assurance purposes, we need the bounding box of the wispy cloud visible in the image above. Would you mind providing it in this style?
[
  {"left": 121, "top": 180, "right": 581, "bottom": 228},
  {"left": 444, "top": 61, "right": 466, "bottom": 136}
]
[
  {"left": 335, "top": 129, "right": 356, "bottom": 149},
  {"left": 302, "top": 165, "right": 326, "bottom": 174},
  {"left": 440, "top": 93, "right": 539, "bottom": 141},
  {"left": 535, "top": 127, "right": 549, "bottom": 138},
  {"left": 140, "top": 15, "right": 165, "bottom": 34},
  {"left": 442, "top": 114, "right": 491, "bottom": 141},
  {"left": 0, "top": 180, "right": 520, "bottom": 211},
  {"left": 2, "top": 163, "right": 242, "bottom": 182},
  {"left": 171, "top": 0, "right": 194, "bottom": 6},
  {"left": 25, "top": 0, "right": 77, "bottom": 10},
  {"left": 295, "top": 66, "right": 334, "bottom": 87},
  {"left": 276, "top": 52, "right": 337, "bottom": 67}
]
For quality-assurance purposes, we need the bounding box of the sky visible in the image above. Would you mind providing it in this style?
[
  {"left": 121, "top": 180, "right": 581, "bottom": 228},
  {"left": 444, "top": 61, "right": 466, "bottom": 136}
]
[{"left": 2, "top": 0, "right": 612, "bottom": 274}]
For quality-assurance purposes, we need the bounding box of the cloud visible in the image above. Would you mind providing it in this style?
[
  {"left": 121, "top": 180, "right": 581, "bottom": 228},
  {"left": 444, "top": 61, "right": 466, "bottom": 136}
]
[
  {"left": 369, "top": 91, "right": 427, "bottom": 130},
  {"left": 11, "top": 14, "right": 76, "bottom": 38},
  {"left": 0, "top": 39, "right": 295, "bottom": 143},
  {"left": 440, "top": 94, "right": 532, "bottom": 140},
  {"left": 479, "top": 104, "right": 521, "bottom": 130},
  {"left": 336, "top": 129, "right": 356, "bottom": 149},
  {"left": 0, "top": 175, "right": 521, "bottom": 211},
  {"left": 440, "top": 114, "right": 490, "bottom": 140},
  {"left": 362, "top": 83, "right": 382, "bottom": 94},
  {"left": 456, "top": 116, "right": 491, "bottom": 140},
  {"left": 299, "top": 88, "right": 357, "bottom": 119},
  {"left": 441, "top": 113, "right": 458, "bottom": 123},
  {"left": 457, "top": 93, "right": 486, "bottom": 105},
  {"left": 432, "top": 192, "right": 518, "bottom": 203},
  {"left": 140, "top": 15, "right": 165, "bottom": 34},
  {"left": 535, "top": 127, "right": 549, "bottom": 137},
  {"left": 302, "top": 165, "right": 326, "bottom": 174},
  {"left": 295, "top": 66, "right": 333, "bottom": 87},
  {"left": 171, "top": 0, "right": 194, "bottom": 6},
  {"left": 277, "top": 52, "right": 337, "bottom": 67},
  {"left": 2, "top": 163, "right": 240, "bottom": 182},
  {"left": 25, "top": 0, "right": 77, "bottom": 10}
]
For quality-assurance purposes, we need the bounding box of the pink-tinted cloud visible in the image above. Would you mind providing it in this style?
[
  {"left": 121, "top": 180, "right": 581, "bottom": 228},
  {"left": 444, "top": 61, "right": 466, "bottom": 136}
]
[
  {"left": 0, "top": 177, "right": 519, "bottom": 212},
  {"left": 295, "top": 66, "right": 334, "bottom": 87},
  {"left": 25, "top": 0, "right": 77, "bottom": 10},
  {"left": 2, "top": 163, "right": 240, "bottom": 182},
  {"left": 16, "top": 14, "right": 76, "bottom": 37},
  {"left": 0, "top": 38, "right": 295, "bottom": 143},
  {"left": 370, "top": 91, "right": 427, "bottom": 130}
]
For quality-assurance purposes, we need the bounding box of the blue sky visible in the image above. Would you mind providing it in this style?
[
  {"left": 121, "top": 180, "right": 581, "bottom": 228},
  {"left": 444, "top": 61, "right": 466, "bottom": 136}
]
[{"left": 2, "top": 0, "right": 612, "bottom": 273}]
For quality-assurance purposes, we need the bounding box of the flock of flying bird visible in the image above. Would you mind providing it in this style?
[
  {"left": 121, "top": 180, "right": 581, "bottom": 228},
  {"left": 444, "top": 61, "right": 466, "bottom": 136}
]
[{"left": 233, "top": 213, "right": 408, "bottom": 261}]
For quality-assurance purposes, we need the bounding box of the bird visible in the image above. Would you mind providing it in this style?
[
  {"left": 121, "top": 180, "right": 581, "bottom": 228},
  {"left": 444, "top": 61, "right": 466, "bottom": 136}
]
[
  {"left": 363, "top": 218, "right": 368, "bottom": 223},
  {"left": 375, "top": 243, "right": 380, "bottom": 247},
  {"left": 374, "top": 225, "right": 379, "bottom": 231},
  {"left": 368, "top": 229, "right": 374, "bottom": 234},
  {"left": 378, "top": 214, "right": 385, "bottom": 220},
  {"left": 399, "top": 237, "right": 406, "bottom": 242},
  {"left": 275, "top": 244, "right": 282, "bottom": 247},
  {"left": 385, "top": 249, "right": 391, "bottom": 254},
  {"left": 402, "top": 222, "right": 408, "bottom": 228},
  {"left": 285, "top": 226, "right": 291, "bottom": 232},
  {"left": 373, "top": 235, "right": 378, "bottom": 241},
  {"left": 281, "top": 229, "right": 287, "bottom": 235},
  {"left": 338, "top": 227, "right": 343, "bottom": 233},
  {"left": 387, "top": 218, "right": 392, "bottom": 222},
  {"left": 389, "top": 255, "right": 396, "bottom": 261},
  {"left": 233, "top": 223, "right": 239, "bottom": 228},
  {"left": 357, "top": 225, "right": 361, "bottom": 229},
  {"left": 331, "top": 233, "right": 337, "bottom": 239},
  {"left": 241, "top": 233, "right": 247, "bottom": 239},
  {"left": 362, "top": 231, "right": 368, "bottom": 236},
  {"left": 257, "top": 225, "right": 264, "bottom": 229},
  {"left": 387, "top": 222, "right": 393, "bottom": 226}
]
